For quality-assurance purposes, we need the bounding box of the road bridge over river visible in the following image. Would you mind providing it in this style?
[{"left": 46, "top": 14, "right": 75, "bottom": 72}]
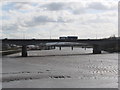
[{"left": 2, "top": 38, "right": 119, "bottom": 57}]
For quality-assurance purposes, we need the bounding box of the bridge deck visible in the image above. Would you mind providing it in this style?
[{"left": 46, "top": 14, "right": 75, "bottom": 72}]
[{"left": 1, "top": 39, "right": 118, "bottom": 46}]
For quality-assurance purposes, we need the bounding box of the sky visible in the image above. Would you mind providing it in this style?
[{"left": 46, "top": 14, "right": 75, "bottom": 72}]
[{"left": 0, "top": 0, "right": 119, "bottom": 39}]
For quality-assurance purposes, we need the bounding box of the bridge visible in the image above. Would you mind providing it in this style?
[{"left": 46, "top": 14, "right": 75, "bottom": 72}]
[{"left": 2, "top": 38, "right": 119, "bottom": 57}]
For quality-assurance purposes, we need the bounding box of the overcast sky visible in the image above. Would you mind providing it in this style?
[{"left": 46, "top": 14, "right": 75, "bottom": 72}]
[{"left": 1, "top": 0, "right": 119, "bottom": 39}]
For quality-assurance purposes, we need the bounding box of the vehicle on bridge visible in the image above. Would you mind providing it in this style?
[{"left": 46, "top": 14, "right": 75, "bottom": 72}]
[{"left": 59, "top": 36, "right": 78, "bottom": 40}]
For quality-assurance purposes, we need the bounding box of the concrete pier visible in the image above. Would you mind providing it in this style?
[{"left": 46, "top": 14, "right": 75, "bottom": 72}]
[
  {"left": 71, "top": 46, "right": 73, "bottom": 50},
  {"left": 59, "top": 46, "right": 61, "bottom": 50},
  {"left": 93, "top": 44, "right": 101, "bottom": 54},
  {"left": 22, "top": 45, "right": 27, "bottom": 57}
]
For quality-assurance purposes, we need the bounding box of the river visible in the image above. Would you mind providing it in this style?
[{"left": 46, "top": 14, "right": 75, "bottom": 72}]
[{"left": 2, "top": 47, "right": 118, "bottom": 88}]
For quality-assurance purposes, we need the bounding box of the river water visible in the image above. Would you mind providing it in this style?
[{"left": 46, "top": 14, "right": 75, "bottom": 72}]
[{"left": 2, "top": 47, "right": 118, "bottom": 88}]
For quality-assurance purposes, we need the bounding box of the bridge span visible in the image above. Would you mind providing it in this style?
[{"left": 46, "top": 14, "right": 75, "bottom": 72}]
[{"left": 2, "top": 39, "right": 119, "bottom": 57}]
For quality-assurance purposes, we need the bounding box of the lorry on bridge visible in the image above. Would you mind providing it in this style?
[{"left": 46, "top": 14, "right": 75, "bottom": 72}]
[{"left": 59, "top": 36, "right": 78, "bottom": 40}]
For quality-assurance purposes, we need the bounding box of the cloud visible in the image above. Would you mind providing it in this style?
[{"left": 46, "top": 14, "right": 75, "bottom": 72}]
[
  {"left": 2, "top": 11, "right": 72, "bottom": 32},
  {"left": 1, "top": 1, "right": 118, "bottom": 39},
  {"left": 14, "top": 2, "right": 35, "bottom": 10},
  {"left": 88, "top": 2, "right": 118, "bottom": 10},
  {"left": 25, "top": 16, "right": 56, "bottom": 27},
  {"left": 2, "top": 23, "right": 18, "bottom": 31},
  {"left": 20, "top": 14, "right": 71, "bottom": 28},
  {"left": 40, "top": 2, "right": 87, "bottom": 15},
  {"left": 40, "top": 1, "right": 118, "bottom": 14},
  {"left": 42, "top": 2, "right": 65, "bottom": 11}
]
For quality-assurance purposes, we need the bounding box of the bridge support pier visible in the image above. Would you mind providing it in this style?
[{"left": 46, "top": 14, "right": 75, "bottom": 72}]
[
  {"left": 71, "top": 46, "right": 73, "bottom": 50},
  {"left": 93, "top": 44, "right": 101, "bottom": 54},
  {"left": 22, "top": 45, "right": 27, "bottom": 57},
  {"left": 59, "top": 46, "right": 61, "bottom": 50}
]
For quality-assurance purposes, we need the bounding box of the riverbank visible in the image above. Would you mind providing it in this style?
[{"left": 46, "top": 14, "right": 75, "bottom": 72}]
[{"left": 1, "top": 49, "right": 21, "bottom": 56}]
